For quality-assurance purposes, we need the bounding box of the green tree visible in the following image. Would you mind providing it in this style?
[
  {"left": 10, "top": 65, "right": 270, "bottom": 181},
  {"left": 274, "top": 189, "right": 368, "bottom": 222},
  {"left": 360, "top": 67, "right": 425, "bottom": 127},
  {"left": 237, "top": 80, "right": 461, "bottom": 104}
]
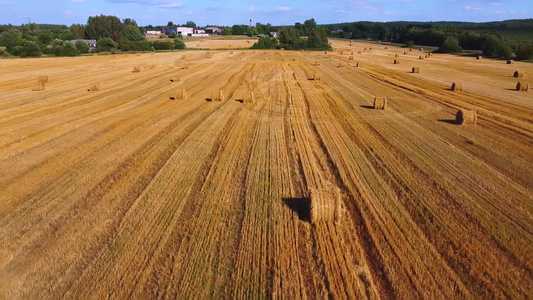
[
  {"left": 516, "top": 42, "right": 533, "bottom": 60},
  {"left": 20, "top": 40, "right": 42, "bottom": 57},
  {"left": 70, "top": 24, "right": 86, "bottom": 39},
  {"left": 38, "top": 30, "right": 54, "bottom": 45},
  {"left": 97, "top": 37, "right": 118, "bottom": 52},
  {"left": 62, "top": 41, "right": 79, "bottom": 56},
  {"left": 174, "top": 38, "right": 186, "bottom": 49},
  {"left": 279, "top": 27, "right": 304, "bottom": 50},
  {"left": 252, "top": 37, "right": 277, "bottom": 49},
  {"left": 2, "top": 28, "right": 22, "bottom": 51},
  {"left": 57, "top": 29, "right": 74, "bottom": 40},
  {"left": 86, "top": 15, "right": 125, "bottom": 41},
  {"left": 481, "top": 34, "right": 511, "bottom": 58},
  {"left": 123, "top": 18, "right": 137, "bottom": 27},
  {"left": 221, "top": 28, "right": 232, "bottom": 36},
  {"left": 231, "top": 25, "right": 247, "bottom": 35},
  {"left": 75, "top": 40, "right": 90, "bottom": 53},
  {"left": 307, "top": 27, "right": 331, "bottom": 50},
  {"left": 123, "top": 25, "right": 144, "bottom": 41},
  {"left": 169, "top": 31, "right": 177, "bottom": 38},
  {"left": 437, "top": 36, "right": 462, "bottom": 53},
  {"left": 186, "top": 21, "right": 196, "bottom": 28}
]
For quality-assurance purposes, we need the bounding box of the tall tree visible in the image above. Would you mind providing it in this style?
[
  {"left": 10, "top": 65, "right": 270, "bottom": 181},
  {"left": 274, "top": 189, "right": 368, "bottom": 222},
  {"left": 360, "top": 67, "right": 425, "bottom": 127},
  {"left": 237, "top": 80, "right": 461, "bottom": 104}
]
[
  {"left": 85, "top": 15, "right": 125, "bottom": 41},
  {"left": 2, "top": 28, "right": 22, "bottom": 51},
  {"left": 185, "top": 21, "right": 196, "bottom": 28},
  {"left": 70, "top": 24, "right": 85, "bottom": 39}
]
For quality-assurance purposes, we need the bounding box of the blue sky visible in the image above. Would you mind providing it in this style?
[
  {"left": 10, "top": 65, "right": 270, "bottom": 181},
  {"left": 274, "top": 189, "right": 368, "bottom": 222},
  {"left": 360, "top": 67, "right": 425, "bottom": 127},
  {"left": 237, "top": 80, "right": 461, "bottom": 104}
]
[{"left": 0, "top": 0, "right": 530, "bottom": 26}]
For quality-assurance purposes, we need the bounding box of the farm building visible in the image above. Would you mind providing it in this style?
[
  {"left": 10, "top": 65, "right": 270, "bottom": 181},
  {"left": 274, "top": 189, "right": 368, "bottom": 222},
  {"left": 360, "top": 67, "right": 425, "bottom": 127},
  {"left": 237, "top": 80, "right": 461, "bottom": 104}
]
[
  {"left": 163, "top": 27, "right": 194, "bottom": 36},
  {"left": 258, "top": 34, "right": 266, "bottom": 38},
  {"left": 269, "top": 32, "right": 278, "bottom": 38},
  {"left": 145, "top": 30, "right": 161, "bottom": 35},
  {"left": 205, "top": 27, "right": 221, "bottom": 35}
]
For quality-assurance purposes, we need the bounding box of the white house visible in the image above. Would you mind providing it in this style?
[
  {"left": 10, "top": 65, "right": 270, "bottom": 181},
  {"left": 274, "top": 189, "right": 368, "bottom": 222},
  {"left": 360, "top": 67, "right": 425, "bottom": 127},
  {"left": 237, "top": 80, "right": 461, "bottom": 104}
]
[{"left": 145, "top": 30, "right": 161, "bottom": 35}]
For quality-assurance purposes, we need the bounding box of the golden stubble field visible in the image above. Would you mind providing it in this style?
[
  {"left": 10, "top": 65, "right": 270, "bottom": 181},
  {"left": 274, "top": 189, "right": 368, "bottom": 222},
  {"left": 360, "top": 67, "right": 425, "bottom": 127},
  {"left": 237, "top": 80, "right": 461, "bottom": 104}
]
[{"left": 0, "top": 40, "right": 532, "bottom": 299}]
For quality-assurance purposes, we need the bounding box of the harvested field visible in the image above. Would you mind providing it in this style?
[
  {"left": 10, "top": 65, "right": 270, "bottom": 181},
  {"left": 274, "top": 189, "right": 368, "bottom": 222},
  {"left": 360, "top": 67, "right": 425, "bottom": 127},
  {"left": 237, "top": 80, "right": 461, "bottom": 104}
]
[
  {"left": 184, "top": 38, "right": 257, "bottom": 49},
  {"left": 0, "top": 43, "right": 532, "bottom": 299}
]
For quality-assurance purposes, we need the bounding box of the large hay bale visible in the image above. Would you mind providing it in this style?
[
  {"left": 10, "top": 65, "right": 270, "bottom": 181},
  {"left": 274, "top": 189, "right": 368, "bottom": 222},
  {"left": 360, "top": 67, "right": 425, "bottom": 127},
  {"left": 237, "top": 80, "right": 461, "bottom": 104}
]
[
  {"left": 364, "top": 47, "right": 367, "bottom": 50},
  {"left": 176, "top": 89, "right": 187, "bottom": 100},
  {"left": 356, "top": 62, "right": 362, "bottom": 67},
  {"left": 348, "top": 56, "right": 354, "bottom": 60},
  {"left": 394, "top": 59, "right": 400, "bottom": 64},
  {"left": 412, "top": 67, "right": 420, "bottom": 73},
  {"left": 309, "top": 187, "right": 341, "bottom": 224},
  {"left": 384, "top": 47, "right": 388, "bottom": 49},
  {"left": 337, "top": 63, "right": 342, "bottom": 68},
  {"left": 311, "top": 73, "right": 321, "bottom": 81},
  {"left": 419, "top": 56, "right": 424, "bottom": 60},
  {"left": 38, "top": 75, "right": 49, "bottom": 83},
  {"left": 132, "top": 66, "right": 141, "bottom": 73},
  {"left": 357, "top": 51, "right": 362, "bottom": 54},
  {"left": 516, "top": 81, "right": 529, "bottom": 91},
  {"left": 395, "top": 53, "right": 399, "bottom": 57},
  {"left": 88, "top": 83, "right": 100, "bottom": 91},
  {"left": 451, "top": 82, "right": 463, "bottom": 91},
  {"left": 373, "top": 96, "right": 387, "bottom": 110},
  {"left": 404, "top": 51, "right": 408, "bottom": 55},
  {"left": 314, "top": 61, "right": 321, "bottom": 66},
  {"left": 514, "top": 71, "right": 524, "bottom": 78},
  {"left": 212, "top": 90, "right": 224, "bottom": 101},
  {"left": 456, "top": 109, "right": 477, "bottom": 125},
  {"left": 476, "top": 56, "right": 482, "bottom": 60},
  {"left": 32, "top": 81, "right": 45, "bottom": 91},
  {"left": 182, "top": 64, "right": 189, "bottom": 70},
  {"left": 506, "top": 60, "right": 514, "bottom": 64},
  {"left": 350, "top": 51, "right": 354, "bottom": 55}
]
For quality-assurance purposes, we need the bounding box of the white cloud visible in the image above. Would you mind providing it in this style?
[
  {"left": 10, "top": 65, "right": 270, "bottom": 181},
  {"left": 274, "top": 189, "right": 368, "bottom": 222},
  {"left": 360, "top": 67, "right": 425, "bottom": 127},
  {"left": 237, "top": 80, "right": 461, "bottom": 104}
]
[
  {"left": 158, "top": 2, "right": 182, "bottom": 8},
  {"left": 277, "top": 6, "right": 291, "bottom": 11},
  {"left": 63, "top": 9, "right": 74, "bottom": 16}
]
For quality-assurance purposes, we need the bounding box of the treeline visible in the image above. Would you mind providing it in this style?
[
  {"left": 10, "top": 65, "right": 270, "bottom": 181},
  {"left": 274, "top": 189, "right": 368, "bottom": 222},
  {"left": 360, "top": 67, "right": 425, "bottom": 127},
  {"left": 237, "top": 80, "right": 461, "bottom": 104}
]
[
  {"left": 252, "top": 19, "right": 331, "bottom": 51},
  {"left": 324, "top": 19, "right": 533, "bottom": 60},
  {"left": 0, "top": 15, "right": 186, "bottom": 58}
]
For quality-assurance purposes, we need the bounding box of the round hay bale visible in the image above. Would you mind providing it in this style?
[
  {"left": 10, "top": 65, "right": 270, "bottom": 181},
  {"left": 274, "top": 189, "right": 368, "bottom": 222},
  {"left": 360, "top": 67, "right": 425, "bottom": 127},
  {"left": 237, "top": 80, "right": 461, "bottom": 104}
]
[
  {"left": 364, "top": 47, "right": 367, "bottom": 50},
  {"left": 348, "top": 56, "right": 354, "bottom": 60},
  {"left": 356, "top": 62, "right": 362, "bottom": 67},
  {"left": 357, "top": 51, "right": 362, "bottom": 54},
  {"left": 395, "top": 53, "right": 399, "bottom": 57},
  {"left": 309, "top": 187, "right": 341, "bottom": 224},
  {"left": 369, "top": 47, "right": 372, "bottom": 50},
  {"left": 132, "top": 66, "right": 141, "bottom": 73},
  {"left": 313, "top": 73, "right": 321, "bottom": 81},
  {"left": 337, "top": 63, "right": 342, "bottom": 68},
  {"left": 419, "top": 56, "right": 424, "bottom": 60},
  {"left": 32, "top": 81, "right": 45, "bottom": 91},
  {"left": 514, "top": 71, "right": 524, "bottom": 78},
  {"left": 373, "top": 96, "right": 387, "bottom": 110},
  {"left": 412, "top": 67, "right": 420, "bottom": 73},
  {"left": 350, "top": 51, "right": 354, "bottom": 55},
  {"left": 314, "top": 61, "right": 321, "bottom": 66},
  {"left": 404, "top": 51, "right": 408, "bottom": 55},
  {"left": 177, "top": 89, "right": 188, "bottom": 100},
  {"left": 38, "top": 75, "right": 49, "bottom": 83},
  {"left": 476, "top": 56, "right": 482, "bottom": 60},
  {"left": 451, "top": 82, "right": 463, "bottom": 91},
  {"left": 409, "top": 48, "right": 412, "bottom": 51},
  {"left": 88, "top": 83, "right": 100, "bottom": 91},
  {"left": 394, "top": 59, "right": 400, "bottom": 64},
  {"left": 506, "top": 60, "right": 513, "bottom": 64},
  {"left": 385, "top": 47, "right": 388, "bottom": 49},
  {"left": 425, "top": 54, "right": 428, "bottom": 58},
  {"left": 516, "top": 81, "right": 529, "bottom": 91},
  {"left": 456, "top": 109, "right": 477, "bottom": 125}
]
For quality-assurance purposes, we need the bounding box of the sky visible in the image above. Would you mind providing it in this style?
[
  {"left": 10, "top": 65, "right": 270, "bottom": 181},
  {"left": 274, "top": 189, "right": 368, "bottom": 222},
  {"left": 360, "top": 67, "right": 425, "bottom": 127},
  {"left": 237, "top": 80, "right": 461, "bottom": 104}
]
[{"left": 0, "top": 0, "right": 530, "bottom": 27}]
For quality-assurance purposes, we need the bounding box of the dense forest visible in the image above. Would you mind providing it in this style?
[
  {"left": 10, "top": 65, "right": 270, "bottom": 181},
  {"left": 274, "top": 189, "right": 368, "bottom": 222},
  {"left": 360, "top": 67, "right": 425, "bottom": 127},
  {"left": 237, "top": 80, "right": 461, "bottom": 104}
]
[
  {"left": 323, "top": 19, "right": 533, "bottom": 59},
  {"left": 1, "top": 17, "right": 532, "bottom": 60}
]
